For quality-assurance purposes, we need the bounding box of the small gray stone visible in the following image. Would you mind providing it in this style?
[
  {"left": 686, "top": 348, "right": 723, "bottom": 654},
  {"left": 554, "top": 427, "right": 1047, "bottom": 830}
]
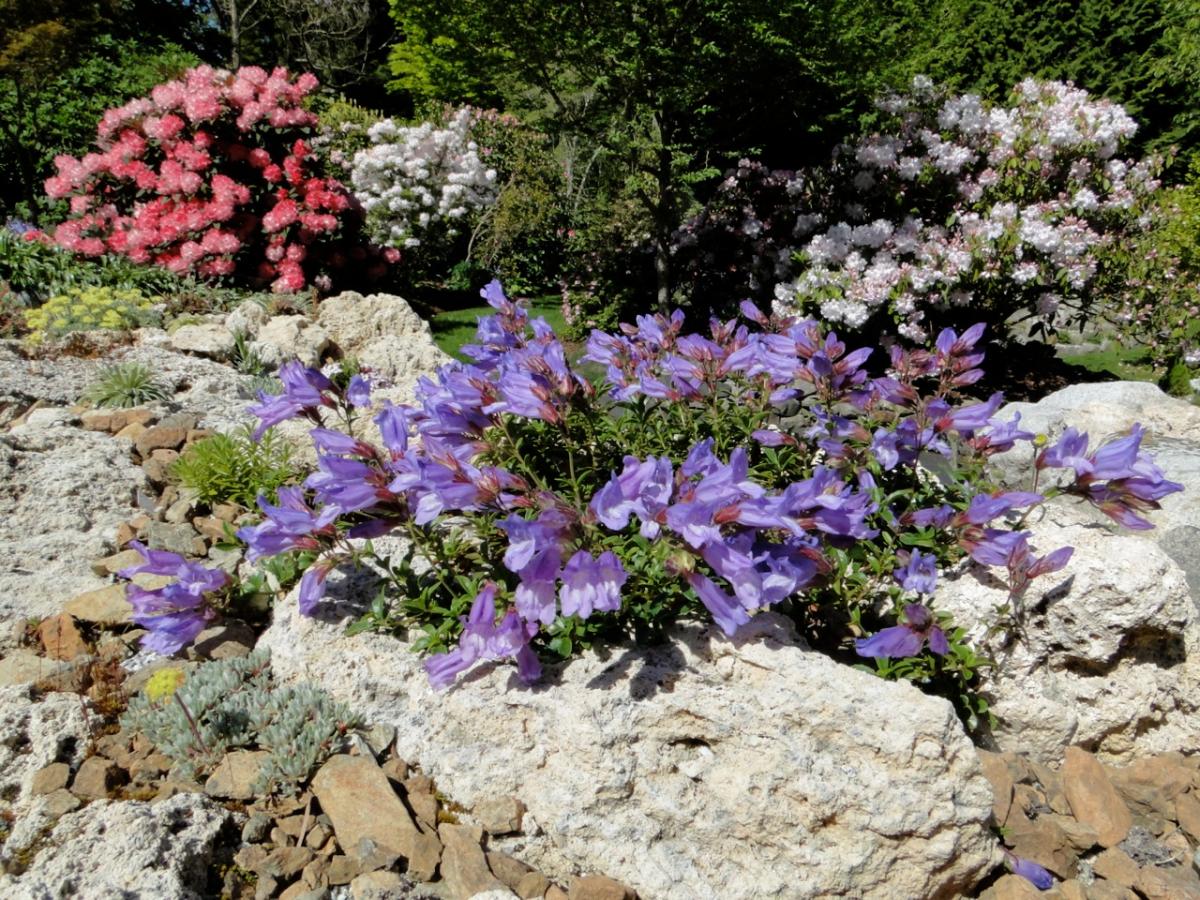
[
  {"left": 146, "top": 521, "right": 207, "bottom": 557},
  {"left": 475, "top": 796, "right": 525, "bottom": 836},
  {"left": 63, "top": 583, "right": 132, "bottom": 625},
  {"left": 363, "top": 724, "right": 396, "bottom": 758},
  {"left": 191, "top": 622, "right": 256, "bottom": 661},
  {"left": 243, "top": 813, "right": 273, "bottom": 843},
  {"left": 40, "top": 788, "right": 82, "bottom": 819}
]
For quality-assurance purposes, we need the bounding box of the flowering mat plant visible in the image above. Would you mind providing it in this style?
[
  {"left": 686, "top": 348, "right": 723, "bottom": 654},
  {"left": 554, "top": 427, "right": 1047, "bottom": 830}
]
[{"left": 120, "top": 281, "right": 1183, "bottom": 722}]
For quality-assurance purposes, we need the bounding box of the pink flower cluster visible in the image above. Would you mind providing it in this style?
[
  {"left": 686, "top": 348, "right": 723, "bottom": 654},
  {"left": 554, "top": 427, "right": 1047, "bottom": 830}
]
[{"left": 46, "top": 65, "right": 365, "bottom": 292}]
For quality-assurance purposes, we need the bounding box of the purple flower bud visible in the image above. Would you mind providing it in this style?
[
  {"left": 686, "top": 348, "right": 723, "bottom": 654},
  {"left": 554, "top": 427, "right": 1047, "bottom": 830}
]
[{"left": 1008, "top": 854, "right": 1053, "bottom": 890}]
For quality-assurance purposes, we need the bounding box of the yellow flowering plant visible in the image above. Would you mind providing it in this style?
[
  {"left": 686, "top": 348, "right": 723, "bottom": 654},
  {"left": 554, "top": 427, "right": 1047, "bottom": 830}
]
[{"left": 23, "top": 286, "right": 158, "bottom": 344}]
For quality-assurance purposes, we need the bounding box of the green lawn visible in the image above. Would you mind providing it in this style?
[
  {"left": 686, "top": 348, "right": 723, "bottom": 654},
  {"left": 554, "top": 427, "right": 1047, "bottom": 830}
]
[
  {"left": 429, "top": 295, "right": 567, "bottom": 360},
  {"left": 1058, "top": 342, "right": 1159, "bottom": 383}
]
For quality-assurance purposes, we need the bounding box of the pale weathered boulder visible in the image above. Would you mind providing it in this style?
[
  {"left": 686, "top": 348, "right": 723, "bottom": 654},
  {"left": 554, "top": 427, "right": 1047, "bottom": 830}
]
[
  {"left": 0, "top": 413, "right": 146, "bottom": 626},
  {"left": 315, "top": 292, "right": 451, "bottom": 399},
  {"left": 251, "top": 315, "right": 331, "bottom": 368},
  {"left": 0, "top": 685, "right": 92, "bottom": 858},
  {"left": 934, "top": 498, "right": 1199, "bottom": 764},
  {"left": 262, "top": 602, "right": 999, "bottom": 899},
  {"left": 225, "top": 299, "right": 272, "bottom": 338},
  {"left": 0, "top": 793, "right": 231, "bottom": 899},
  {"left": 169, "top": 320, "right": 236, "bottom": 359}
]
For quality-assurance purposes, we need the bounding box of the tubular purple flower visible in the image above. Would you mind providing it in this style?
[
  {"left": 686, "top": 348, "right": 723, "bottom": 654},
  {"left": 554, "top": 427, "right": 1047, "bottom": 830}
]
[
  {"left": 590, "top": 456, "right": 675, "bottom": 536},
  {"left": 559, "top": 550, "right": 627, "bottom": 619},
  {"left": 425, "top": 582, "right": 541, "bottom": 689},
  {"left": 1036, "top": 427, "right": 1091, "bottom": 474},
  {"left": 346, "top": 375, "right": 372, "bottom": 408},
  {"left": 1008, "top": 854, "right": 1054, "bottom": 890},
  {"left": 298, "top": 562, "right": 332, "bottom": 615},
  {"left": 374, "top": 402, "right": 412, "bottom": 456},
  {"left": 514, "top": 548, "right": 561, "bottom": 625},
  {"left": 247, "top": 361, "right": 334, "bottom": 440},
  {"left": 894, "top": 550, "right": 938, "bottom": 594},
  {"left": 686, "top": 571, "right": 752, "bottom": 636},
  {"left": 499, "top": 511, "right": 569, "bottom": 572},
  {"left": 855, "top": 603, "right": 948, "bottom": 658},
  {"left": 119, "top": 543, "right": 228, "bottom": 655}
]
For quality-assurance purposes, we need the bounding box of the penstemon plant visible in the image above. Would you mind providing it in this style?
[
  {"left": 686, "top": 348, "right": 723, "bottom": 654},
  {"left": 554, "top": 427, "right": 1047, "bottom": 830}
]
[{"left": 213, "top": 282, "right": 1181, "bottom": 721}]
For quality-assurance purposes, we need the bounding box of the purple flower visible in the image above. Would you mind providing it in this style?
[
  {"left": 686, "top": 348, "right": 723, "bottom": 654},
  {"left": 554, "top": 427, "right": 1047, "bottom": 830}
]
[
  {"left": 558, "top": 550, "right": 628, "bottom": 619},
  {"left": 1008, "top": 854, "right": 1053, "bottom": 890},
  {"left": 346, "top": 375, "right": 372, "bottom": 408},
  {"left": 237, "top": 487, "right": 337, "bottom": 562},
  {"left": 894, "top": 550, "right": 938, "bottom": 594},
  {"left": 118, "top": 542, "right": 227, "bottom": 655},
  {"left": 590, "top": 455, "right": 675, "bottom": 537},
  {"left": 1036, "top": 427, "right": 1091, "bottom": 475},
  {"left": 247, "top": 361, "right": 333, "bottom": 440},
  {"left": 499, "top": 511, "right": 569, "bottom": 572},
  {"left": 297, "top": 561, "right": 331, "bottom": 615},
  {"left": 855, "top": 604, "right": 949, "bottom": 658},
  {"left": 374, "top": 402, "right": 411, "bottom": 456},
  {"left": 514, "top": 548, "right": 562, "bottom": 625},
  {"left": 424, "top": 583, "right": 541, "bottom": 689},
  {"left": 685, "top": 571, "right": 751, "bottom": 636}
]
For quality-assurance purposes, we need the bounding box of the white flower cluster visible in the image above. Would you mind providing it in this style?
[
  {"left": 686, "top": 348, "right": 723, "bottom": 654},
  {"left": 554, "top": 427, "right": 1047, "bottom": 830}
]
[
  {"left": 350, "top": 108, "right": 498, "bottom": 249},
  {"left": 772, "top": 78, "right": 1158, "bottom": 339}
]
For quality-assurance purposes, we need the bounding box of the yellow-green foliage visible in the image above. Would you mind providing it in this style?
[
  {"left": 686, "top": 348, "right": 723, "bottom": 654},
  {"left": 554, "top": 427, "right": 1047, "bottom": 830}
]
[{"left": 23, "top": 286, "right": 156, "bottom": 344}]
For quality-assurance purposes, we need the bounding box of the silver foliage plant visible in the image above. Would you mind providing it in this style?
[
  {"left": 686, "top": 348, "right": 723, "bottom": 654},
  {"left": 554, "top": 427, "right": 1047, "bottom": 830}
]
[{"left": 122, "top": 648, "right": 358, "bottom": 792}]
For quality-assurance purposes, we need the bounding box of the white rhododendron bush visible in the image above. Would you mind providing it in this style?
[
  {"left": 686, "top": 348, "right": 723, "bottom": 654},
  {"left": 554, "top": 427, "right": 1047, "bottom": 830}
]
[{"left": 350, "top": 107, "right": 498, "bottom": 250}]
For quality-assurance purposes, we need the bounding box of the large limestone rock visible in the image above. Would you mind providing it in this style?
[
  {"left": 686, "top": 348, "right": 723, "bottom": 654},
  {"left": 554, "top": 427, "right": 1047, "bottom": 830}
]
[
  {"left": 250, "top": 314, "right": 330, "bottom": 368},
  {"left": 168, "top": 319, "right": 236, "bottom": 360},
  {"left": 0, "top": 413, "right": 146, "bottom": 626},
  {"left": 935, "top": 498, "right": 1199, "bottom": 765},
  {"left": 262, "top": 604, "right": 998, "bottom": 899},
  {"left": 0, "top": 793, "right": 231, "bottom": 899},
  {"left": 316, "top": 292, "right": 451, "bottom": 400}
]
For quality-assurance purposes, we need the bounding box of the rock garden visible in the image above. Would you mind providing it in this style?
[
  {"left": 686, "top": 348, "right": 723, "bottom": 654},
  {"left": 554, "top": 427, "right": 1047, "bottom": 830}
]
[{"left": 2, "top": 8, "right": 1200, "bottom": 899}]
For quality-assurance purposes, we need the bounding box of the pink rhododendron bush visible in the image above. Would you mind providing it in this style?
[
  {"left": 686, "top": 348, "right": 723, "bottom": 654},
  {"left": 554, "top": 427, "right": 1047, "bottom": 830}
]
[{"left": 45, "top": 65, "right": 393, "bottom": 293}]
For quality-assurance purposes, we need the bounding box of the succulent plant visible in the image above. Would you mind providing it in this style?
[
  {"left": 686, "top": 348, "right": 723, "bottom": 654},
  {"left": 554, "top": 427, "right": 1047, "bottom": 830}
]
[
  {"left": 80, "top": 361, "right": 171, "bottom": 408},
  {"left": 122, "top": 648, "right": 358, "bottom": 793}
]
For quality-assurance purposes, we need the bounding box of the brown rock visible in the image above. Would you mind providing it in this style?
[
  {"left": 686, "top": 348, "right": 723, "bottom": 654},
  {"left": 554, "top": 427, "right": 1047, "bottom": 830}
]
[
  {"left": 1042, "top": 814, "right": 1099, "bottom": 853},
  {"left": 90, "top": 549, "right": 144, "bottom": 577},
  {"left": 38, "top": 614, "right": 87, "bottom": 661},
  {"left": 1062, "top": 746, "right": 1133, "bottom": 847},
  {"left": 546, "top": 888, "right": 569, "bottom": 900},
  {"left": 236, "top": 845, "right": 269, "bottom": 871},
  {"left": 1082, "top": 882, "right": 1136, "bottom": 900},
  {"left": 0, "top": 651, "right": 85, "bottom": 691},
  {"left": 301, "top": 855, "right": 330, "bottom": 888},
  {"left": 568, "top": 874, "right": 637, "bottom": 900},
  {"left": 259, "top": 846, "right": 314, "bottom": 880},
  {"left": 1108, "top": 757, "right": 1192, "bottom": 818},
  {"left": 212, "top": 502, "right": 243, "bottom": 523},
  {"left": 71, "top": 756, "right": 121, "bottom": 800},
  {"left": 305, "top": 824, "right": 330, "bottom": 850},
  {"left": 186, "top": 428, "right": 214, "bottom": 444},
  {"left": 205, "top": 750, "right": 269, "bottom": 800},
  {"left": 143, "top": 449, "right": 179, "bottom": 487},
  {"left": 439, "top": 822, "right": 506, "bottom": 899},
  {"left": 349, "top": 870, "right": 404, "bottom": 899},
  {"left": 476, "top": 795, "right": 526, "bottom": 835},
  {"left": 277, "top": 883, "right": 312, "bottom": 900},
  {"left": 1174, "top": 791, "right": 1200, "bottom": 842},
  {"left": 63, "top": 583, "right": 132, "bottom": 625},
  {"left": 191, "top": 622, "right": 255, "bottom": 661},
  {"left": 31, "top": 762, "right": 71, "bottom": 795},
  {"left": 379, "top": 756, "right": 408, "bottom": 784},
  {"left": 311, "top": 754, "right": 442, "bottom": 882},
  {"left": 517, "top": 871, "right": 553, "bottom": 900},
  {"left": 129, "top": 752, "right": 172, "bottom": 784},
  {"left": 1006, "top": 811, "right": 1076, "bottom": 878},
  {"left": 1028, "top": 762, "right": 1071, "bottom": 816},
  {"left": 978, "top": 749, "right": 1016, "bottom": 826},
  {"left": 154, "top": 779, "right": 204, "bottom": 802},
  {"left": 980, "top": 874, "right": 1045, "bottom": 900},
  {"left": 135, "top": 425, "right": 188, "bottom": 458},
  {"left": 327, "top": 855, "right": 362, "bottom": 885},
  {"left": 487, "top": 851, "right": 534, "bottom": 891},
  {"left": 114, "top": 421, "right": 149, "bottom": 443},
  {"left": 81, "top": 410, "right": 115, "bottom": 432},
  {"left": 400, "top": 775, "right": 439, "bottom": 829},
  {"left": 1091, "top": 847, "right": 1139, "bottom": 887},
  {"left": 1013, "top": 784, "right": 1048, "bottom": 820},
  {"left": 40, "top": 788, "right": 81, "bottom": 819},
  {"left": 1136, "top": 865, "right": 1200, "bottom": 900},
  {"left": 115, "top": 521, "right": 138, "bottom": 547},
  {"left": 192, "top": 515, "right": 228, "bottom": 542},
  {"left": 1058, "top": 880, "right": 1087, "bottom": 900},
  {"left": 96, "top": 730, "right": 144, "bottom": 768},
  {"left": 110, "top": 408, "right": 156, "bottom": 432},
  {"left": 254, "top": 874, "right": 278, "bottom": 900}
]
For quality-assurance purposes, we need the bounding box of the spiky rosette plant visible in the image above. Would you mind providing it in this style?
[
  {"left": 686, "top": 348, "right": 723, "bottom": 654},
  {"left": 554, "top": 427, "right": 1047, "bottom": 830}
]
[{"left": 219, "top": 282, "right": 1180, "bottom": 725}]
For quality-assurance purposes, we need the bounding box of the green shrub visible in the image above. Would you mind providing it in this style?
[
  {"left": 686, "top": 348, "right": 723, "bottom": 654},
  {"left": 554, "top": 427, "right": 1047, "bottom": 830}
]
[
  {"left": 80, "top": 362, "right": 171, "bottom": 409},
  {"left": 172, "top": 426, "right": 298, "bottom": 509}
]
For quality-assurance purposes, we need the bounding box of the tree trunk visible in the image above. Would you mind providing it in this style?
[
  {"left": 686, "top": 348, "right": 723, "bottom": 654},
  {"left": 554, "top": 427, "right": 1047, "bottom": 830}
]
[
  {"left": 228, "top": 0, "right": 241, "bottom": 68},
  {"left": 653, "top": 141, "right": 674, "bottom": 311}
]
